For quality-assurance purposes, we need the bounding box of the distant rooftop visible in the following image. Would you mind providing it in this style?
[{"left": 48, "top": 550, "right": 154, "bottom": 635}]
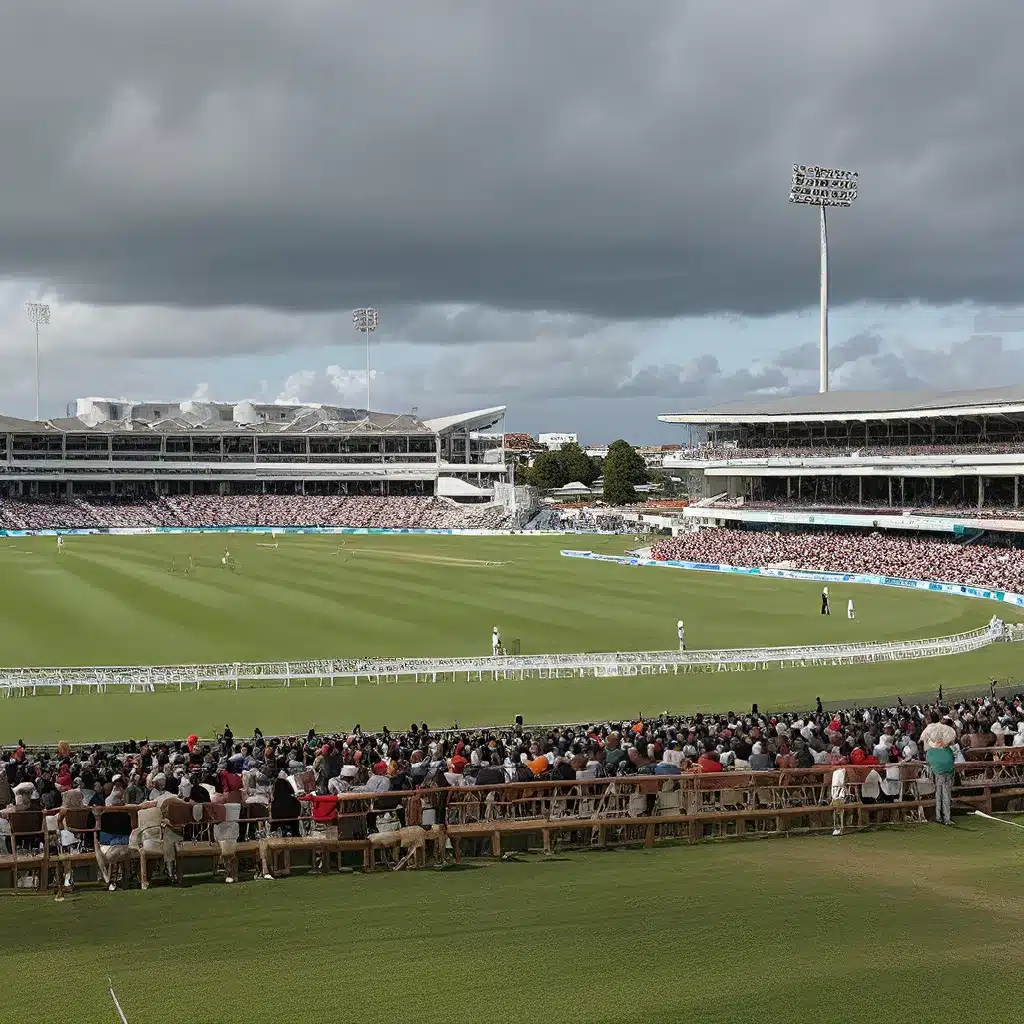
[{"left": 659, "top": 386, "right": 1024, "bottom": 424}]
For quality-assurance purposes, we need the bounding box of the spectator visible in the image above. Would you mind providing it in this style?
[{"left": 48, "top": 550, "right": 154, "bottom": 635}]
[{"left": 926, "top": 739, "right": 956, "bottom": 826}]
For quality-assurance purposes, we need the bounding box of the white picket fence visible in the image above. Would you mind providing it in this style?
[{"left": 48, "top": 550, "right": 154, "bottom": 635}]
[{"left": 0, "top": 622, "right": 1013, "bottom": 697}]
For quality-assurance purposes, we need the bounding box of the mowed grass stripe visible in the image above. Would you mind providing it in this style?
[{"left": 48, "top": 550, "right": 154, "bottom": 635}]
[
  {"left": 46, "top": 548, "right": 291, "bottom": 664},
  {"left": 0, "top": 553, "right": 203, "bottom": 668},
  {"left": 1, "top": 534, "right": 1022, "bottom": 742}
]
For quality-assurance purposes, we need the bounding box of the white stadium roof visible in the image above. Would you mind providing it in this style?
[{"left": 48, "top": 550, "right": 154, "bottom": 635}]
[
  {"left": 0, "top": 398, "right": 505, "bottom": 436},
  {"left": 659, "top": 386, "right": 1024, "bottom": 424}
]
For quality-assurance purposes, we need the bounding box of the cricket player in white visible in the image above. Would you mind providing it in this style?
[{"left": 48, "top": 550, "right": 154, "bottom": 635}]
[
  {"left": 676, "top": 619, "right": 685, "bottom": 651},
  {"left": 56, "top": 535, "right": 64, "bottom": 554},
  {"left": 847, "top": 598, "right": 855, "bottom": 619},
  {"left": 491, "top": 626, "right": 501, "bottom": 656},
  {"left": 821, "top": 587, "right": 830, "bottom": 615}
]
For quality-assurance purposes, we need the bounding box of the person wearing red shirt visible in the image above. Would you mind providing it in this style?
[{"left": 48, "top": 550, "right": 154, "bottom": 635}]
[{"left": 697, "top": 750, "right": 724, "bottom": 773}]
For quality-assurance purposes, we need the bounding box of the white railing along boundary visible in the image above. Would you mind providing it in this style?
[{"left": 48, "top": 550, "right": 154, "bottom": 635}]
[{"left": 0, "top": 623, "right": 1013, "bottom": 697}]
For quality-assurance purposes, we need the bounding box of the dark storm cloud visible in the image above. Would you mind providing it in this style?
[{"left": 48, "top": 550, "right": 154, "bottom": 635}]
[{"left": 1, "top": 1, "right": 1023, "bottom": 322}]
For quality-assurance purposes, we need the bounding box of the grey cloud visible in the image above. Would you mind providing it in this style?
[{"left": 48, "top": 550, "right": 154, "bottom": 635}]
[
  {"left": 0, "top": 287, "right": 602, "bottom": 362},
  {"left": 383, "top": 306, "right": 610, "bottom": 347},
  {"left": 773, "top": 343, "right": 817, "bottom": 372},
  {"left": 831, "top": 331, "right": 883, "bottom": 368},
  {"left": 620, "top": 359, "right": 791, "bottom": 401},
  {"left": 620, "top": 327, "right": 883, "bottom": 402},
  {"left": 834, "top": 334, "right": 1024, "bottom": 392},
  {"left": 974, "top": 310, "right": 1024, "bottom": 333},
  {"left": 771, "top": 331, "right": 881, "bottom": 373},
  {"left": 413, "top": 329, "right": 641, "bottom": 402},
  {"left": 0, "top": 2, "right": 1022, "bottom": 323}
]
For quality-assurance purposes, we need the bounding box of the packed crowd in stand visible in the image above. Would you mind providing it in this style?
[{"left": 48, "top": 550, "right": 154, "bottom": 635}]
[
  {"left": 2, "top": 693, "right": 1022, "bottom": 886},
  {"left": 0, "top": 496, "right": 511, "bottom": 531},
  {"left": 651, "top": 528, "right": 1024, "bottom": 592},
  {"left": 735, "top": 500, "right": 1024, "bottom": 520},
  {"left": 547, "top": 510, "right": 631, "bottom": 532},
  {"left": 677, "top": 442, "right": 1024, "bottom": 461}
]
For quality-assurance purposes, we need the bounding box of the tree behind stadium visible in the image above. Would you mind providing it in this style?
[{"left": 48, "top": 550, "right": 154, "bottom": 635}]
[
  {"left": 526, "top": 443, "right": 598, "bottom": 490},
  {"left": 529, "top": 450, "right": 569, "bottom": 490},
  {"left": 602, "top": 440, "right": 647, "bottom": 505},
  {"left": 558, "top": 442, "right": 598, "bottom": 487}
]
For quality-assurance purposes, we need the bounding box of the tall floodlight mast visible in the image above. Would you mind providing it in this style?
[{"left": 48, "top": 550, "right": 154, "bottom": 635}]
[
  {"left": 352, "top": 307, "right": 380, "bottom": 416},
  {"left": 789, "top": 165, "right": 859, "bottom": 393},
  {"left": 24, "top": 302, "right": 51, "bottom": 420}
]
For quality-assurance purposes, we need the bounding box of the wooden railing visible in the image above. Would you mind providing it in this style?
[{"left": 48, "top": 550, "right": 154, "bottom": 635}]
[{"left": 2, "top": 761, "right": 1022, "bottom": 892}]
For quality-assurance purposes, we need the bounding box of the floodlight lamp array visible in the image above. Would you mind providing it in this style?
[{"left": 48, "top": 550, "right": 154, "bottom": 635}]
[
  {"left": 25, "top": 302, "right": 51, "bottom": 325},
  {"left": 789, "top": 165, "right": 858, "bottom": 207},
  {"left": 352, "top": 307, "right": 379, "bottom": 332}
]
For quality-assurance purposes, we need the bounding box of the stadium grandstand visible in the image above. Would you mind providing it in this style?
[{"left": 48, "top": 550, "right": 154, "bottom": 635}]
[
  {"left": 659, "top": 386, "right": 1024, "bottom": 528},
  {"left": 0, "top": 396, "right": 521, "bottom": 530}
]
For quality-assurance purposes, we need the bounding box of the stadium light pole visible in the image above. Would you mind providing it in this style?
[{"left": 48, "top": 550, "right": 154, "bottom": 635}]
[
  {"left": 25, "top": 302, "right": 51, "bottom": 420},
  {"left": 789, "top": 165, "right": 858, "bottom": 393},
  {"left": 352, "top": 307, "right": 380, "bottom": 415}
]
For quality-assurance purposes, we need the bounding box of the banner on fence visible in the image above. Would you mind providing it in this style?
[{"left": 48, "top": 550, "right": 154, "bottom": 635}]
[{"left": 560, "top": 550, "right": 1024, "bottom": 608}]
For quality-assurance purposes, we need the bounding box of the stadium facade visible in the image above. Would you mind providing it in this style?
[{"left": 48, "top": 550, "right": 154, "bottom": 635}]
[
  {"left": 0, "top": 397, "right": 510, "bottom": 502},
  {"left": 659, "top": 386, "right": 1024, "bottom": 530}
]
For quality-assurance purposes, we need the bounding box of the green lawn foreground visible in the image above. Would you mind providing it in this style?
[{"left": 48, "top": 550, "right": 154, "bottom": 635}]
[
  {"left": 1, "top": 533, "right": 1021, "bottom": 743},
  {"left": 0, "top": 820, "right": 1019, "bottom": 1024}
]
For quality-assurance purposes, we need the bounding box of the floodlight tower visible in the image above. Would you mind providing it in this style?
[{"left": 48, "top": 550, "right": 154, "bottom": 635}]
[
  {"left": 24, "top": 302, "right": 51, "bottom": 420},
  {"left": 789, "top": 165, "right": 859, "bottom": 393},
  {"left": 352, "top": 307, "right": 380, "bottom": 415}
]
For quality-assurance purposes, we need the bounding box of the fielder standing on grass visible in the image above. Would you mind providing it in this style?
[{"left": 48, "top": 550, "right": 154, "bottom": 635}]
[
  {"left": 821, "top": 586, "right": 830, "bottom": 615},
  {"left": 847, "top": 598, "right": 855, "bottom": 620},
  {"left": 492, "top": 625, "right": 502, "bottom": 656},
  {"left": 677, "top": 619, "right": 686, "bottom": 651}
]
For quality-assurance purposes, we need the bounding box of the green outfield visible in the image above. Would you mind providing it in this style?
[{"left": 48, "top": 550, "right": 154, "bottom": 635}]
[
  {"left": 4, "top": 532, "right": 1023, "bottom": 1024},
  {"left": 1, "top": 818, "right": 1020, "bottom": 1024},
  {"left": 1, "top": 532, "right": 1021, "bottom": 742}
]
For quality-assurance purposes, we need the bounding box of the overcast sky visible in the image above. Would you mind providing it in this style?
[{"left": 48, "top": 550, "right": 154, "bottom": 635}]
[{"left": 2, "top": 1, "right": 1023, "bottom": 440}]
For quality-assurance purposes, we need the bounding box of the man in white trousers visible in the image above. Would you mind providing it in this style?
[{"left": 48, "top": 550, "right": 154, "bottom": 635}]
[
  {"left": 491, "top": 626, "right": 502, "bottom": 656},
  {"left": 676, "top": 619, "right": 686, "bottom": 651},
  {"left": 847, "top": 598, "right": 855, "bottom": 620}
]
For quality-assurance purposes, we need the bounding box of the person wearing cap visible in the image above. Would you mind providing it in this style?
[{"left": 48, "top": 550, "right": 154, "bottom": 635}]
[
  {"left": 328, "top": 764, "right": 360, "bottom": 795},
  {"left": 491, "top": 625, "right": 502, "bottom": 656},
  {"left": 821, "top": 586, "right": 830, "bottom": 615},
  {"left": 676, "top": 619, "right": 685, "bottom": 651},
  {"left": 146, "top": 771, "right": 168, "bottom": 803},
  {"left": 352, "top": 762, "right": 391, "bottom": 795},
  {"left": 920, "top": 712, "right": 956, "bottom": 752},
  {"left": 105, "top": 776, "right": 126, "bottom": 806}
]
